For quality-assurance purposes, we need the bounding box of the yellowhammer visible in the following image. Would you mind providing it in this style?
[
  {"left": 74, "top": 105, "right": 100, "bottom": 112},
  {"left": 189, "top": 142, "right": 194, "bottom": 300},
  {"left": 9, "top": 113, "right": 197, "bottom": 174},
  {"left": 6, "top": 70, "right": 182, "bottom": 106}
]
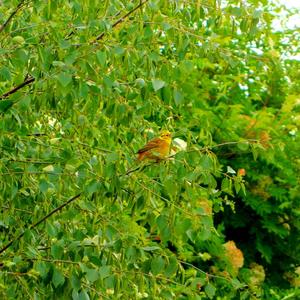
[{"left": 137, "top": 130, "right": 171, "bottom": 161}]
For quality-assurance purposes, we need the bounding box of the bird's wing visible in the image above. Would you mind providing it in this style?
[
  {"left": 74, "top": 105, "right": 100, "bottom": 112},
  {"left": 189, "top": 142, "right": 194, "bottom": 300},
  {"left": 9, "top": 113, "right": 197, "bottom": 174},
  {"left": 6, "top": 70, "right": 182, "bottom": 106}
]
[{"left": 137, "top": 138, "right": 161, "bottom": 153}]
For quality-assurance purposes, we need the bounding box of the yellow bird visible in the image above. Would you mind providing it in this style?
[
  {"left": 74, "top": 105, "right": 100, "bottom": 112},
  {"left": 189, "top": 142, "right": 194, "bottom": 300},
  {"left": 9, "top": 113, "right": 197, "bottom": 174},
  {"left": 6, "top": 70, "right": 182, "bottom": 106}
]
[{"left": 137, "top": 130, "right": 172, "bottom": 161}]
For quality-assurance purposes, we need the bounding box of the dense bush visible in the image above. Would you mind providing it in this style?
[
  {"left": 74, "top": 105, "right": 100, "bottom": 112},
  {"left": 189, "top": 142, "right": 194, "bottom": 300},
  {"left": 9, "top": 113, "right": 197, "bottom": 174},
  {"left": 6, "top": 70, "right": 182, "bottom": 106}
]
[{"left": 0, "top": 0, "right": 299, "bottom": 299}]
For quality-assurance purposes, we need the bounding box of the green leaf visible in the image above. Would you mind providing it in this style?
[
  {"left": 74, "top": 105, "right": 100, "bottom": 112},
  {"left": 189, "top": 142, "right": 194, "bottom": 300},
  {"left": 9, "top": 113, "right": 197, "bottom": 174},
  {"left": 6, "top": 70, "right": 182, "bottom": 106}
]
[
  {"left": 156, "top": 215, "right": 171, "bottom": 242},
  {"left": 221, "top": 178, "right": 232, "bottom": 194},
  {"left": 0, "top": 67, "right": 11, "bottom": 81},
  {"left": 113, "top": 46, "right": 125, "bottom": 56},
  {"left": 205, "top": 283, "right": 216, "bottom": 299},
  {"left": 234, "top": 180, "right": 241, "bottom": 194},
  {"left": 200, "top": 155, "right": 213, "bottom": 170},
  {"left": 51, "top": 244, "right": 64, "bottom": 259},
  {"left": 191, "top": 277, "right": 206, "bottom": 290},
  {"left": 52, "top": 268, "right": 65, "bottom": 288},
  {"left": 96, "top": 51, "right": 107, "bottom": 66},
  {"left": 85, "top": 179, "right": 101, "bottom": 195},
  {"left": 142, "top": 246, "right": 161, "bottom": 251},
  {"left": 227, "top": 166, "right": 236, "bottom": 174},
  {"left": 173, "top": 89, "right": 184, "bottom": 106},
  {"left": 35, "top": 261, "right": 49, "bottom": 279},
  {"left": 99, "top": 266, "right": 111, "bottom": 279},
  {"left": 237, "top": 142, "right": 249, "bottom": 151},
  {"left": 106, "top": 152, "right": 118, "bottom": 163},
  {"left": 70, "top": 271, "right": 81, "bottom": 291},
  {"left": 78, "top": 290, "right": 90, "bottom": 300},
  {"left": 103, "top": 75, "right": 114, "bottom": 88},
  {"left": 104, "top": 275, "right": 116, "bottom": 289},
  {"left": 39, "top": 178, "right": 49, "bottom": 193},
  {"left": 151, "top": 256, "right": 165, "bottom": 275},
  {"left": 0, "top": 100, "right": 14, "bottom": 112},
  {"left": 152, "top": 79, "right": 165, "bottom": 91},
  {"left": 164, "top": 256, "right": 178, "bottom": 277},
  {"left": 57, "top": 72, "right": 72, "bottom": 87},
  {"left": 18, "top": 95, "right": 31, "bottom": 110},
  {"left": 85, "top": 268, "right": 99, "bottom": 283}
]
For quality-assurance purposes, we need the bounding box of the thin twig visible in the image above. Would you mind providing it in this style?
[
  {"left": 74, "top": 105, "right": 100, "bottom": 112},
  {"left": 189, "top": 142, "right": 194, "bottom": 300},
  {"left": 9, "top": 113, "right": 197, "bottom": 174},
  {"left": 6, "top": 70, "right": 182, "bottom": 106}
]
[
  {"left": 0, "top": 193, "right": 81, "bottom": 255},
  {"left": 0, "top": 0, "right": 28, "bottom": 34},
  {"left": 178, "top": 260, "right": 231, "bottom": 282},
  {"left": 8, "top": 159, "right": 54, "bottom": 164},
  {"left": 1, "top": 205, "right": 33, "bottom": 214},
  {"left": 77, "top": 141, "right": 112, "bottom": 153},
  {"left": 209, "top": 139, "right": 258, "bottom": 149},
  {"left": 0, "top": 77, "right": 35, "bottom": 99},
  {"left": 136, "top": 181, "right": 207, "bottom": 218},
  {"left": 28, "top": 258, "right": 80, "bottom": 265},
  {"left": 94, "top": 0, "right": 149, "bottom": 42},
  {"left": 168, "top": 139, "right": 259, "bottom": 158}
]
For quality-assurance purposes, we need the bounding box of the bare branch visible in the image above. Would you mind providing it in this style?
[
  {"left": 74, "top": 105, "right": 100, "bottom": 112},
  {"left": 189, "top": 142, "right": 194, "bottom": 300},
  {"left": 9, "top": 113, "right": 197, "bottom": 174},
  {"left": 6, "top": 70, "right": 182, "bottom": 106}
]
[
  {"left": 0, "top": 76, "right": 35, "bottom": 100},
  {"left": 0, "top": 0, "right": 28, "bottom": 34},
  {"left": 0, "top": 193, "right": 81, "bottom": 255},
  {"left": 94, "top": 0, "right": 149, "bottom": 42}
]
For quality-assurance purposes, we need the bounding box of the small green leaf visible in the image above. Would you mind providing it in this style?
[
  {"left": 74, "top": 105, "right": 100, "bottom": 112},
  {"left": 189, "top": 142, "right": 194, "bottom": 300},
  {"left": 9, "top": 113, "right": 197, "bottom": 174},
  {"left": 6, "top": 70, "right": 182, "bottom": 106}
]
[
  {"left": 151, "top": 256, "right": 165, "bottom": 275},
  {"left": 191, "top": 277, "right": 206, "bottom": 290},
  {"left": 113, "top": 46, "right": 125, "bottom": 55},
  {"left": 200, "top": 155, "right": 213, "bottom": 170},
  {"left": 96, "top": 51, "right": 107, "bottom": 66},
  {"left": 57, "top": 72, "right": 72, "bottom": 87},
  {"left": 227, "top": 166, "right": 236, "bottom": 174},
  {"left": 18, "top": 95, "right": 31, "bottom": 110},
  {"left": 70, "top": 271, "right": 81, "bottom": 291},
  {"left": 104, "top": 275, "right": 116, "bottom": 289},
  {"left": 99, "top": 266, "right": 111, "bottom": 279},
  {"left": 237, "top": 142, "right": 249, "bottom": 151},
  {"left": 142, "top": 246, "right": 161, "bottom": 251},
  {"left": 152, "top": 79, "right": 165, "bottom": 91},
  {"left": 85, "top": 268, "right": 99, "bottom": 283},
  {"left": 52, "top": 268, "right": 65, "bottom": 288},
  {"left": 205, "top": 283, "right": 216, "bottom": 299},
  {"left": 39, "top": 179, "right": 49, "bottom": 193},
  {"left": 51, "top": 244, "right": 64, "bottom": 259},
  {"left": 164, "top": 256, "right": 178, "bottom": 277},
  {"left": 173, "top": 89, "right": 184, "bottom": 105},
  {"left": 103, "top": 75, "right": 114, "bottom": 88},
  {"left": 234, "top": 180, "right": 241, "bottom": 194},
  {"left": 46, "top": 223, "right": 57, "bottom": 237},
  {"left": 78, "top": 290, "right": 90, "bottom": 300},
  {"left": 43, "top": 165, "right": 54, "bottom": 172},
  {"left": 12, "top": 36, "right": 25, "bottom": 45},
  {"left": 0, "top": 100, "right": 14, "bottom": 113},
  {"left": 85, "top": 179, "right": 101, "bottom": 195},
  {"left": 221, "top": 178, "right": 232, "bottom": 194},
  {"left": 0, "top": 67, "right": 11, "bottom": 81},
  {"left": 35, "top": 261, "right": 49, "bottom": 279},
  {"left": 106, "top": 152, "right": 118, "bottom": 163},
  {"left": 135, "top": 78, "right": 146, "bottom": 87}
]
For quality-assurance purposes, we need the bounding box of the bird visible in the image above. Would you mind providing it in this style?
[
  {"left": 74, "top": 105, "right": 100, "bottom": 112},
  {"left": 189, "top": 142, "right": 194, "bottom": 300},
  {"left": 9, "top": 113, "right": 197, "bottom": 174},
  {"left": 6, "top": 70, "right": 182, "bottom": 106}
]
[{"left": 137, "top": 130, "right": 172, "bottom": 161}]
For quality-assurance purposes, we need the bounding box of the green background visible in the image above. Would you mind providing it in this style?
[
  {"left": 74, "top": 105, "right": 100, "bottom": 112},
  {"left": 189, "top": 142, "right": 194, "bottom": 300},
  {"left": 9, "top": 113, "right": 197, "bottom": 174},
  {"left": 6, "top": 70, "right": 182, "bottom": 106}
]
[{"left": 0, "top": 0, "right": 299, "bottom": 299}]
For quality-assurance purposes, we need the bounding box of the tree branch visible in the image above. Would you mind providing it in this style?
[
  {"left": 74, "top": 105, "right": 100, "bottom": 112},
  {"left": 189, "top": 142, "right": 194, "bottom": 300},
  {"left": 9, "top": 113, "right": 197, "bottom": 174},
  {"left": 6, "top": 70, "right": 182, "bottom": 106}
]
[
  {"left": 94, "top": 0, "right": 149, "bottom": 42},
  {"left": 0, "top": 76, "right": 35, "bottom": 100},
  {"left": 0, "top": 0, "right": 28, "bottom": 34},
  {"left": 0, "top": 193, "right": 81, "bottom": 255},
  {"left": 1, "top": 1, "right": 149, "bottom": 100}
]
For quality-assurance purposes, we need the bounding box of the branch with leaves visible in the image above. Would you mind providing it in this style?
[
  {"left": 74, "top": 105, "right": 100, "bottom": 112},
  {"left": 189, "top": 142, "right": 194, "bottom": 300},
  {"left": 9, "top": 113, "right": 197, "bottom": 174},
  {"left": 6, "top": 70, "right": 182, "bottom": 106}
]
[
  {"left": 0, "top": 139, "right": 255, "bottom": 255},
  {"left": 0, "top": 0, "right": 29, "bottom": 34},
  {"left": 0, "top": 76, "right": 35, "bottom": 100},
  {"left": 94, "top": 0, "right": 149, "bottom": 42},
  {"left": 0, "top": 193, "right": 81, "bottom": 255}
]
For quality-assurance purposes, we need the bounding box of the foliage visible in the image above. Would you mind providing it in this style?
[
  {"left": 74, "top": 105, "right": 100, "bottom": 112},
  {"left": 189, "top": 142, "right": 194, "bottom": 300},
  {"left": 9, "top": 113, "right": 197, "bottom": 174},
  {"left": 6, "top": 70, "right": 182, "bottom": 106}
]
[{"left": 0, "top": 0, "right": 299, "bottom": 299}]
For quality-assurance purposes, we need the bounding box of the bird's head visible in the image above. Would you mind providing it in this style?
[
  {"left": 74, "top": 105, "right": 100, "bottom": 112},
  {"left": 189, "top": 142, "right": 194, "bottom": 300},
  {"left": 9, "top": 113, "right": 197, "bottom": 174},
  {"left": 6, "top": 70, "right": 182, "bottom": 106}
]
[{"left": 160, "top": 130, "right": 171, "bottom": 142}]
